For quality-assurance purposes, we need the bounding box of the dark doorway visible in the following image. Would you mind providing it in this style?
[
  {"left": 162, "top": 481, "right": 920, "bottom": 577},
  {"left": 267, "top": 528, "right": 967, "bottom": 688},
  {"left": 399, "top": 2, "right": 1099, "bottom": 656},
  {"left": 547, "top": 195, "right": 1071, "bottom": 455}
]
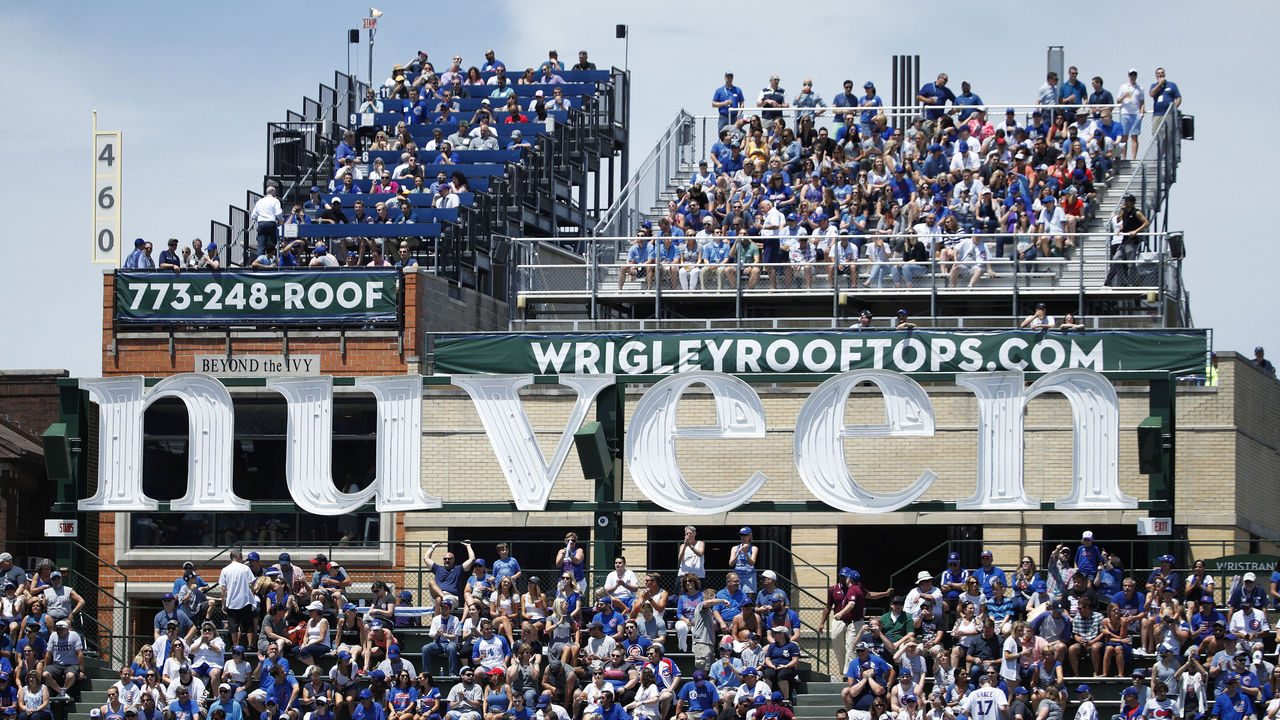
[
  {"left": 646, "top": 525, "right": 792, "bottom": 594},
  {"left": 837, "top": 524, "right": 981, "bottom": 614}
]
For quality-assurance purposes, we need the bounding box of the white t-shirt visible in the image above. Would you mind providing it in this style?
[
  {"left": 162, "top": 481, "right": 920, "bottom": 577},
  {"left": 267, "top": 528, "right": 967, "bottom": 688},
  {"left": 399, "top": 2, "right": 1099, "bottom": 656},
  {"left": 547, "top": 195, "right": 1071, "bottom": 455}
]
[
  {"left": 1142, "top": 697, "right": 1175, "bottom": 720},
  {"left": 1073, "top": 700, "right": 1097, "bottom": 720},
  {"left": 190, "top": 636, "right": 225, "bottom": 670},
  {"left": 962, "top": 687, "right": 1008, "bottom": 720},
  {"left": 606, "top": 570, "right": 638, "bottom": 601},
  {"left": 1000, "top": 636, "right": 1020, "bottom": 682},
  {"left": 1117, "top": 83, "right": 1143, "bottom": 115}
]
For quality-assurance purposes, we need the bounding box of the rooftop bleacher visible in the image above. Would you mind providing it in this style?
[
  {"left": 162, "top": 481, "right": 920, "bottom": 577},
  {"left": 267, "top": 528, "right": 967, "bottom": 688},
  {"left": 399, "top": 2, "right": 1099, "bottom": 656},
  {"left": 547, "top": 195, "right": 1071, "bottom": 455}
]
[{"left": 516, "top": 87, "right": 1189, "bottom": 330}]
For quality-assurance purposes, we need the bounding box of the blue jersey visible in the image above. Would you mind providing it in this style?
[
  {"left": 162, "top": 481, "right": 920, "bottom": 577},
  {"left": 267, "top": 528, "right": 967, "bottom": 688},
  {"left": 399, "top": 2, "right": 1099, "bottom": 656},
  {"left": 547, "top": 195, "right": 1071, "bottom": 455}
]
[
  {"left": 917, "top": 82, "right": 956, "bottom": 120},
  {"left": 678, "top": 681, "right": 715, "bottom": 713},
  {"left": 1074, "top": 545, "right": 1102, "bottom": 577},
  {"left": 713, "top": 85, "right": 745, "bottom": 119},
  {"left": 1211, "top": 692, "right": 1253, "bottom": 720},
  {"left": 492, "top": 558, "right": 521, "bottom": 581}
]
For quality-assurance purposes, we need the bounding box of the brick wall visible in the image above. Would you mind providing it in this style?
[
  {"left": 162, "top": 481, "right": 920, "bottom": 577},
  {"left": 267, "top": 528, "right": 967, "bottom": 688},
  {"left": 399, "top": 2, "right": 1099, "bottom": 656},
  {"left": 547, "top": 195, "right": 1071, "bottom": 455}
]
[{"left": 0, "top": 370, "right": 68, "bottom": 436}]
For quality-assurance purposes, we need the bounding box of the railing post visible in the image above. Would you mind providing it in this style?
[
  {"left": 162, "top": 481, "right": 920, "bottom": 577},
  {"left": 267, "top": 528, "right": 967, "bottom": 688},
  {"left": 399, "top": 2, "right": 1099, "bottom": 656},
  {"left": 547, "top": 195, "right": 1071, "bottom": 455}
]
[
  {"left": 589, "top": 238, "right": 598, "bottom": 320},
  {"left": 929, "top": 254, "right": 938, "bottom": 324},
  {"left": 1078, "top": 234, "right": 1086, "bottom": 318},
  {"left": 735, "top": 251, "right": 744, "bottom": 327},
  {"left": 654, "top": 242, "right": 662, "bottom": 320},
  {"left": 1012, "top": 251, "right": 1020, "bottom": 320}
]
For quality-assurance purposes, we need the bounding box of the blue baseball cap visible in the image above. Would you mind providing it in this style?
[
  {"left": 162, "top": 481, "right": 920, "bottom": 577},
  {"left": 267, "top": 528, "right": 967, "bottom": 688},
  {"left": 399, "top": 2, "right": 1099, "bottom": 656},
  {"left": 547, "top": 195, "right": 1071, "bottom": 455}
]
[
  {"left": 1121, "top": 688, "right": 1138, "bottom": 696},
  {"left": 958, "top": 141, "right": 968, "bottom": 152},
  {"left": 947, "top": 552, "right": 960, "bottom": 563},
  {"left": 1159, "top": 554, "right": 1175, "bottom": 563},
  {"left": 739, "top": 527, "right": 752, "bottom": 535},
  {"left": 894, "top": 165, "right": 905, "bottom": 173},
  {"left": 754, "top": 697, "right": 767, "bottom": 706},
  {"left": 770, "top": 691, "right": 783, "bottom": 701},
  {"left": 700, "top": 711, "right": 717, "bottom": 719},
  {"left": 742, "top": 667, "right": 758, "bottom": 676},
  {"left": 388, "top": 644, "right": 400, "bottom": 657},
  {"left": 1076, "top": 685, "right": 1090, "bottom": 694},
  {"left": 786, "top": 213, "right": 798, "bottom": 221},
  {"left": 903, "top": 695, "right": 917, "bottom": 703},
  {"left": 359, "top": 689, "right": 372, "bottom": 699},
  {"left": 337, "top": 650, "right": 351, "bottom": 661},
  {"left": 369, "top": 619, "right": 383, "bottom": 629},
  {"left": 813, "top": 213, "right": 828, "bottom": 222},
  {"left": 247, "top": 552, "right": 260, "bottom": 561},
  {"left": 474, "top": 559, "right": 486, "bottom": 567},
  {"left": 864, "top": 82, "right": 875, "bottom": 89},
  {"left": 929, "top": 144, "right": 943, "bottom": 152},
  {"left": 839, "top": 567, "right": 855, "bottom": 579},
  {"left": 399, "top": 590, "right": 412, "bottom": 601},
  {"left": 1005, "top": 107, "right": 1016, "bottom": 114},
  {"left": 162, "top": 592, "right": 175, "bottom": 600},
  {"left": 1015, "top": 687, "right": 1029, "bottom": 695},
  {"left": 278, "top": 553, "right": 290, "bottom": 563}
]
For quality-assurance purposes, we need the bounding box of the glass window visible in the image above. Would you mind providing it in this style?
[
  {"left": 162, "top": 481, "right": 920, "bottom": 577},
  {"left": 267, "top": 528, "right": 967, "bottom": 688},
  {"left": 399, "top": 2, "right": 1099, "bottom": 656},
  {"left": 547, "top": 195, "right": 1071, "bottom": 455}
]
[{"left": 128, "top": 394, "right": 381, "bottom": 548}]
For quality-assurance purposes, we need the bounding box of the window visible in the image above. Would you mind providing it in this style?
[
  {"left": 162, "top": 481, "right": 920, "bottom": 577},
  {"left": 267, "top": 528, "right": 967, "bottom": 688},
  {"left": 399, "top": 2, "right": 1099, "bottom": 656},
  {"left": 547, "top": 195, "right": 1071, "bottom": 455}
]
[{"left": 128, "top": 394, "right": 380, "bottom": 548}]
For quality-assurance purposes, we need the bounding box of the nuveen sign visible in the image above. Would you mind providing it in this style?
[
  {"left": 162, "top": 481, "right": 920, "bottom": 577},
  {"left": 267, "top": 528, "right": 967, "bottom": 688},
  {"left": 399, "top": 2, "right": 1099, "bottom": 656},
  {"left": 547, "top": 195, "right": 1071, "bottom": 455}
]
[{"left": 78, "top": 367, "right": 1135, "bottom": 517}]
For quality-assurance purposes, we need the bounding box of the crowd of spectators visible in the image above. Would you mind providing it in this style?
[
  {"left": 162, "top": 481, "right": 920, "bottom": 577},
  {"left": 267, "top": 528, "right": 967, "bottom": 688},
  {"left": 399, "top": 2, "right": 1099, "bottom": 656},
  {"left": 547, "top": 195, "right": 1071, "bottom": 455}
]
[
  {"left": 0, "top": 526, "right": 817, "bottom": 720},
  {"left": 822, "top": 533, "right": 1280, "bottom": 720},
  {"left": 121, "top": 47, "right": 596, "bottom": 272},
  {"left": 615, "top": 68, "right": 1182, "bottom": 293}
]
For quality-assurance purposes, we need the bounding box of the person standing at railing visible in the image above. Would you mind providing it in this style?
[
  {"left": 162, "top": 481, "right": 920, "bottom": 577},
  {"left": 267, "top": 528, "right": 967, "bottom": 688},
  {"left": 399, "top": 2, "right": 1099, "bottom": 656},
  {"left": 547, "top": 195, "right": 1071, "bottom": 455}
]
[
  {"left": 917, "top": 74, "right": 956, "bottom": 139},
  {"left": 1117, "top": 70, "right": 1145, "bottom": 160},
  {"left": 712, "top": 73, "right": 745, "bottom": 131},
  {"left": 249, "top": 187, "right": 284, "bottom": 258},
  {"left": 1105, "top": 194, "right": 1149, "bottom": 287},
  {"left": 1148, "top": 69, "right": 1182, "bottom": 120}
]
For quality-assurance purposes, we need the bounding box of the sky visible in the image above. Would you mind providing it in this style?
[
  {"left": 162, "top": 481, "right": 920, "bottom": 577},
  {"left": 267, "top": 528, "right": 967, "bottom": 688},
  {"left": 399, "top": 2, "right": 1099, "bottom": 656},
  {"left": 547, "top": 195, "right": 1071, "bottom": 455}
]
[{"left": 0, "top": 2, "right": 1275, "bottom": 377}]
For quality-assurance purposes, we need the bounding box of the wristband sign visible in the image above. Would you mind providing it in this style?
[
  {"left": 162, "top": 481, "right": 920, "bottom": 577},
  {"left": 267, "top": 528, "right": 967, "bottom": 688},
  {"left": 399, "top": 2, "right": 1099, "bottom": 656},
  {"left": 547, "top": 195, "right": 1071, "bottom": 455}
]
[{"left": 114, "top": 269, "right": 399, "bottom": 323}]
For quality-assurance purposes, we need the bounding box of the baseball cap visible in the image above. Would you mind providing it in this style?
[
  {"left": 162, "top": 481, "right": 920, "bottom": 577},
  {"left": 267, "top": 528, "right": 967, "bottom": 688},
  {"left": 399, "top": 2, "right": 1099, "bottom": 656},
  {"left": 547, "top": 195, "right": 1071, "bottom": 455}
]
[
  {"left": 246, "top": 551, "right": 260, "bottom": 561},
  {"left": 897, "top": 309, "right": 908, "bottom": 317},
  {"left": 180, "top": 664, "right": 191, "bottom": 673},
  {"left": 1225, "top": 674, "right": 1240, "bottom": 684},
  {"left": 739, "top": 526, "right": 752, "bottom": 535},
  {"left": 369, "top": 619, "right": 383, "bottom": 629},
  {"left": 474, "top": 559, "right": 486, "bottom": 567},
  {"left": 359, "top": 689, "right": 372, "bottom": 699},
  {"left": 336, "top": 650, "right": 352, "bottom": 661},
  {"left": 536, "top": 697, "right": 551, "bottom": 708},
  {"left": 692, "top": 670, "right": 706, "bottom": 681},
  {"left": 762, "top": 570, "right": 777, "bottom": 580},
  {"left": 981, "top": 549, "right": 993, "bottom": 558},
  {"left": 1082, "top": 530, "right": 1093, "bottom": 539},
  {"left": 388, "top": 644, "right": 401, "bottom": 657},
  {"left": 399, "top": 590, "right": 413, "bottom": 601},
  {"left": 1128, "top": 68, "right": 1139, "bottom": 75},
  {"left": 1244, "top": 572, "right": 1257, "bottom": 582},
  {"left": 855, "top": 641, "right": 870, "bottom": 651},
  {"left": 1076, "top": 685, "right": 1090, "bottom": 694},
  {"left": 162, "top": 592, "right": 176, "bottom": 600},
  {"left": 55, "top": 620, "right": 69, "bottom": 629},
  {"left": 742, "top": 666, "right": 758, "bottom": 676},
  {"left": 903, "top": 695, "right": 917, "bottom": 703},
  {"left": 839, "top": 567, "right": 855, "bottom": 579},
  {"left": 770, "top": 691, "right": 784, "bottom": 701},
  {"left": 1121, "top": 688, "right": 1138, "bottom": 696},
  {"left": 50, "top": 571, "right": 62, "bottom": 578},
  {"left": 864, "top": 82, "right": 875, "bottom": 89},
  {"left": 1132, "top": 669, "right": 1146, "bottom": 678},
  {"left": 90, "top": 711, "right": 102, "bottom": 719},
  {"left": 947, "top": 552, "right": 960, "bottom": 563},
  {"left": 754, "top": 697, "right": 767, "bottom": 706}
]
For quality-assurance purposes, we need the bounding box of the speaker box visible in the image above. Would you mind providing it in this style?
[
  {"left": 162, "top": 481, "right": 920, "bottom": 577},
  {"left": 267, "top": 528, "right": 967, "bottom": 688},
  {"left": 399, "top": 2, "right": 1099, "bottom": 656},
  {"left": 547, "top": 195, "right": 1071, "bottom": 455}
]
[
  {"left": 616, "top": 24, "right": 627, "bottom": 39},
  {"left": 348, "top": 29, "right": 360, "bottom": 44},
  {"left": 1180, "top": 114, "right": 1194, "bottom": 140}
]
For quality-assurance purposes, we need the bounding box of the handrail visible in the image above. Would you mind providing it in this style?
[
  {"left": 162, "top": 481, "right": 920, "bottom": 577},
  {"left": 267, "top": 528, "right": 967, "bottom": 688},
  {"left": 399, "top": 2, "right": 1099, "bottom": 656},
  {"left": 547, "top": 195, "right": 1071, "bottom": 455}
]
[{"left": 593, "top": 110, "right": 691, "bottom": 238}]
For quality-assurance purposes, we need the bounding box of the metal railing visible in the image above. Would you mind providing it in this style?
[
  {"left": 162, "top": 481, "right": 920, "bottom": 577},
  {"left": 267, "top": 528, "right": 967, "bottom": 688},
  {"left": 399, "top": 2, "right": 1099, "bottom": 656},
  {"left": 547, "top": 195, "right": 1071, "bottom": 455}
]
[
  {"left": 593, "top": 110, "right": 694, "bottom": 240},
  {"left": 516, "top": 231, "right": 1181, "bottom": 326},
  {"left": 4, "top": 541, "right": 131, "bottom": 666}
]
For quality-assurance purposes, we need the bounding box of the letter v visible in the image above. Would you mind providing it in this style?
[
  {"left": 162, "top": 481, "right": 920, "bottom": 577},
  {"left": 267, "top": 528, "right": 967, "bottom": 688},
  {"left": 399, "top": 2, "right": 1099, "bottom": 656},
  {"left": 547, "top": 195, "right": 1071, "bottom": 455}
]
[{"left": 452, "top": 374, "right": 615, "bottom": 510}]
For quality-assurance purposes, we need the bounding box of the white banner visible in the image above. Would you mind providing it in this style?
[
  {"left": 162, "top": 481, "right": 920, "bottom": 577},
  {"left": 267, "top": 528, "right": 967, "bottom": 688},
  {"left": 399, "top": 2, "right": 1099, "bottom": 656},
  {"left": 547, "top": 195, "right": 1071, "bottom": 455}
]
[{"left": 93, "top": 125, "right": 122, "bottom": 265}]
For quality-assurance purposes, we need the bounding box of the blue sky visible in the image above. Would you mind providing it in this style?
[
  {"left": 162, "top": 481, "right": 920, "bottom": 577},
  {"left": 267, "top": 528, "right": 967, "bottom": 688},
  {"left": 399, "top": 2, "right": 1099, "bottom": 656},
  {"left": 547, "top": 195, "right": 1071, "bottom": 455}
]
[{"left": 0, "top": 2, "right": 1274, "bottom": 377}]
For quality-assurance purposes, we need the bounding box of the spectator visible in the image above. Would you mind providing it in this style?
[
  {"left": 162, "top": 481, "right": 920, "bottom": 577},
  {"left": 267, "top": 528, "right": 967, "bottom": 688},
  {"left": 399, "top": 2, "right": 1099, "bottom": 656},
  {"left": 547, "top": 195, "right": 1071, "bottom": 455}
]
[
  {"left": 917, "top": 74, "right": 956, "bottom": 136},
  {"left": 1148, "top": 68, "right": 1182, "bottom": 118},
  {"left": 1036, "top": 72, "right": 1062, "bottom": 124},
  {"left": 1060, "top": 67, "right": 1087, "bottom": 108},
  {"left": 712, "top": 73, "right": 746, "bottom": 130},
  {"left": 41, "top": 621, "right": 81, "bottom": 698},
  {"left": 156, "top": 238, "right": 183, "bottom": 272},
  {"left": 1021, "top": 303, "right": 1055, "bottom": 329},
  {"left": 1106, "top": 194, "right": 1150, "bottom": 287},
  {"left": 1087, "top": 76, "right": 1114, "bottom": 110},
  {"left": 124, "top": 238, "right": 154, "bottom": 269},
  {"left": 954, "top": 81, "right": 984, "bottom": 121},
  {"left": 251, "top": 244, "right": 278, "bottom": 270},
  {"left": 1253, "top": 348, "right": 1275, "bottom": 377},
  {"left": 1116, "top": 69, "right": 1145, "bottom": 160}
]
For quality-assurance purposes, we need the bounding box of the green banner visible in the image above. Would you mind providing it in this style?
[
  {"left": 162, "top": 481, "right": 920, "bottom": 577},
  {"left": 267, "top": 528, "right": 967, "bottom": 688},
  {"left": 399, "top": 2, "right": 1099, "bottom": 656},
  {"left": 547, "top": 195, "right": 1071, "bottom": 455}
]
[
  {"left": 433, "top": 330, "right": 1208, "bottom": 376},
  {"left": 115, "top": 269, "right": 399, "bottom": 323},
  {"left": 1201, "top": 554, "right": 1278, "bottom": 573}
]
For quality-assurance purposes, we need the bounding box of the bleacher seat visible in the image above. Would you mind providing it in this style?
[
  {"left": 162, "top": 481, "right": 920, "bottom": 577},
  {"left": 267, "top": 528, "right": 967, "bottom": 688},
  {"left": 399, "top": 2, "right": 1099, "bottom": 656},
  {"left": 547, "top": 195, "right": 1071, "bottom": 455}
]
[
  {"left": 292, "top": 223, "right": 443, "bottom": 240},
  {"left": 330, "top": 192, "right": 473, "bottom": 209},
  {"left": 362, "top": 149, "right": 521, "bottom": 166}
]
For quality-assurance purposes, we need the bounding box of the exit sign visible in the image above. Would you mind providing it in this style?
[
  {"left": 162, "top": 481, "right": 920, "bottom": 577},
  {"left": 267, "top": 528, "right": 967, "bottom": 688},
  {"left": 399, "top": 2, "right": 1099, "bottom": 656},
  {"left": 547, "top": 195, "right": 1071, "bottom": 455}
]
[
  {"left": 1138, "top": 517, "right": 1172, "bottom": 536},
  {"left": 44, "top": 519, "right": 78, "bottom": 537}
]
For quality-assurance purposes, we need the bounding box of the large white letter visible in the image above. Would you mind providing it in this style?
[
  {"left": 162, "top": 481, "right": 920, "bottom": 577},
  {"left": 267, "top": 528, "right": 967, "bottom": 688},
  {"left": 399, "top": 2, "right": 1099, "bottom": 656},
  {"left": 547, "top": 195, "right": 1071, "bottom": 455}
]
[
  {"left": 626, "top": 371, "right": 768, "bottom": 515},
  {"left": 356, "top": 376, "right": 442, "bottom": 511},
  {"left": 955, "top": 372, "right": 1040, "bottom": 510},
  {"left": 268, "top": 377, "right": 376, "bottom": 516},
  {"left": 1028, "top": 369, "right": 1136, "bottom": 509},
  {"left": 794, "top": 370, "right": 937, "bottom": 513},
  {"left": 152, "top": 374, "right": 247, "bottom": 511},
  {"left": 78, "top": 377, "right": 154, "bottom": 511},
  {"left": 956, "top": 369, "right": 1135, "bottom": 511},
  {"left": 79, "top": 374, "right": 248, "bottom": 512},
  {"left": 452, "top": 374, "right": 615, "bottom": 511}
]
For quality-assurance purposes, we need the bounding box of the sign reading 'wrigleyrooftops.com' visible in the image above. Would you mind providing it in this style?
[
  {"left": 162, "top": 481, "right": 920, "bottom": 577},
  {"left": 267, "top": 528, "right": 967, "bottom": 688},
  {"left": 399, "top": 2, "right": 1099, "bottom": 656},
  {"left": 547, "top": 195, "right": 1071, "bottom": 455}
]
[{"left": 432, "top": 330, "right": 1207, "bottom": 376}]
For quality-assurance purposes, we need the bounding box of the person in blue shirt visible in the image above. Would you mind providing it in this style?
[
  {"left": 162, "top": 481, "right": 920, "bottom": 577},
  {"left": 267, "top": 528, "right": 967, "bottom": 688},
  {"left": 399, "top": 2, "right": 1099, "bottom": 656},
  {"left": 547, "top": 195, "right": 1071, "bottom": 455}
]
[
  {"left": 1148, "top": 68, "right": 1182, "bottom": 117},
  {"left": 352, "top": 689, "right": 387, "bottom": 720},
  {"left": 1074, "top": 532, "right": 1103, "bottom": 584},
  {"left": 712, "top": 73, "right": 745, "bottom": 130},
  {"left": 1147, "top": 556, "right": 1181, "bottom": 599},
  {"left": 916, "top": 73, "right": 956, "bottom": 128},
  {"left": 763, "top": 634, "right": 801, "bottom": 701},
  {"left": 709, "top": 645, "right": 743, "bottom": 698},
  {"left": 168, "top": 685, "right": 201, "bottom": 720},
  {"left": 124, "top": 238, "right": 154, "bottom": 269},
  {"left": 1087, "top": 76, "right": 1115, "bottom": 110},
  {"left": 713, "top": 573, "right": 749, "bottom": 633},
  {"left": 210, "top": 685, "right": 244, "bottom": 720},
  {"left": 492, "top": 544, "right": 523, "bottom": 586},
  {"left": 1060, "top": 67, "right": 1087, "bottom": 107},
  {"left": 335, "top": 131, "right": 357, "bottom": 163},
  {"left": 1211, "top": 675, "right": 1253, "bottom": 720},
  {"left": 591, "top": 596, "right": 626, "bottom": 639},
  {"left": 887, "top": 167, "right": 915, "bottom": 207},
  {"left": 974, "top": 550, "right": 1007, "bottom": 601},
  {"left": 618, "top": 234, "right": 655, "bottom": 291},
  {"left": 954, "top": 81, "right": 983, "bottom": 121},
  {"left": 678, "top": 671, "right": 715, "bottom": 716}
]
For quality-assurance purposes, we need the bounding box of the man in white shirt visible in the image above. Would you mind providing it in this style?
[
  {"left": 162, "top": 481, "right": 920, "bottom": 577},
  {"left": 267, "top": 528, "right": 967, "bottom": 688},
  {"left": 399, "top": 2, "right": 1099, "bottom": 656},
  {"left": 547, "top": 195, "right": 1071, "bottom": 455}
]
[
  {"left": 1116, "top": 68, "right": 1145, "bottom": 159},
  {"left": 249, "top": 186, "right": 284, "bottom": 257},
  {"left": 949, "top": 233, "right": 991, "bottom": 287},
  {"left": 218, "top": 550, "right": 259, "bottom": 650},
  {"left": 604, "top": 557, "right": 639, "bottom": 608},
  {"left": 1227, "top": 598, "right": 1270, "bottom": 654},
  {"left": 1035, "top": 196, "right": 1069, "bottom": 258},
  {"left": 757, "top": 199, "right": 786, "bottom": 289},
  {"left": 963, "top": 673, "right": 1008, "bottom": 720},
  {"left": 422, "top": 597, "right": 462, "bottom": 675},
  {"left": 435, "top": 184, "right": 461, "bottom": 209},
  {"left": 949, "top": 141, "right": 980, "bottom": 177}
]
